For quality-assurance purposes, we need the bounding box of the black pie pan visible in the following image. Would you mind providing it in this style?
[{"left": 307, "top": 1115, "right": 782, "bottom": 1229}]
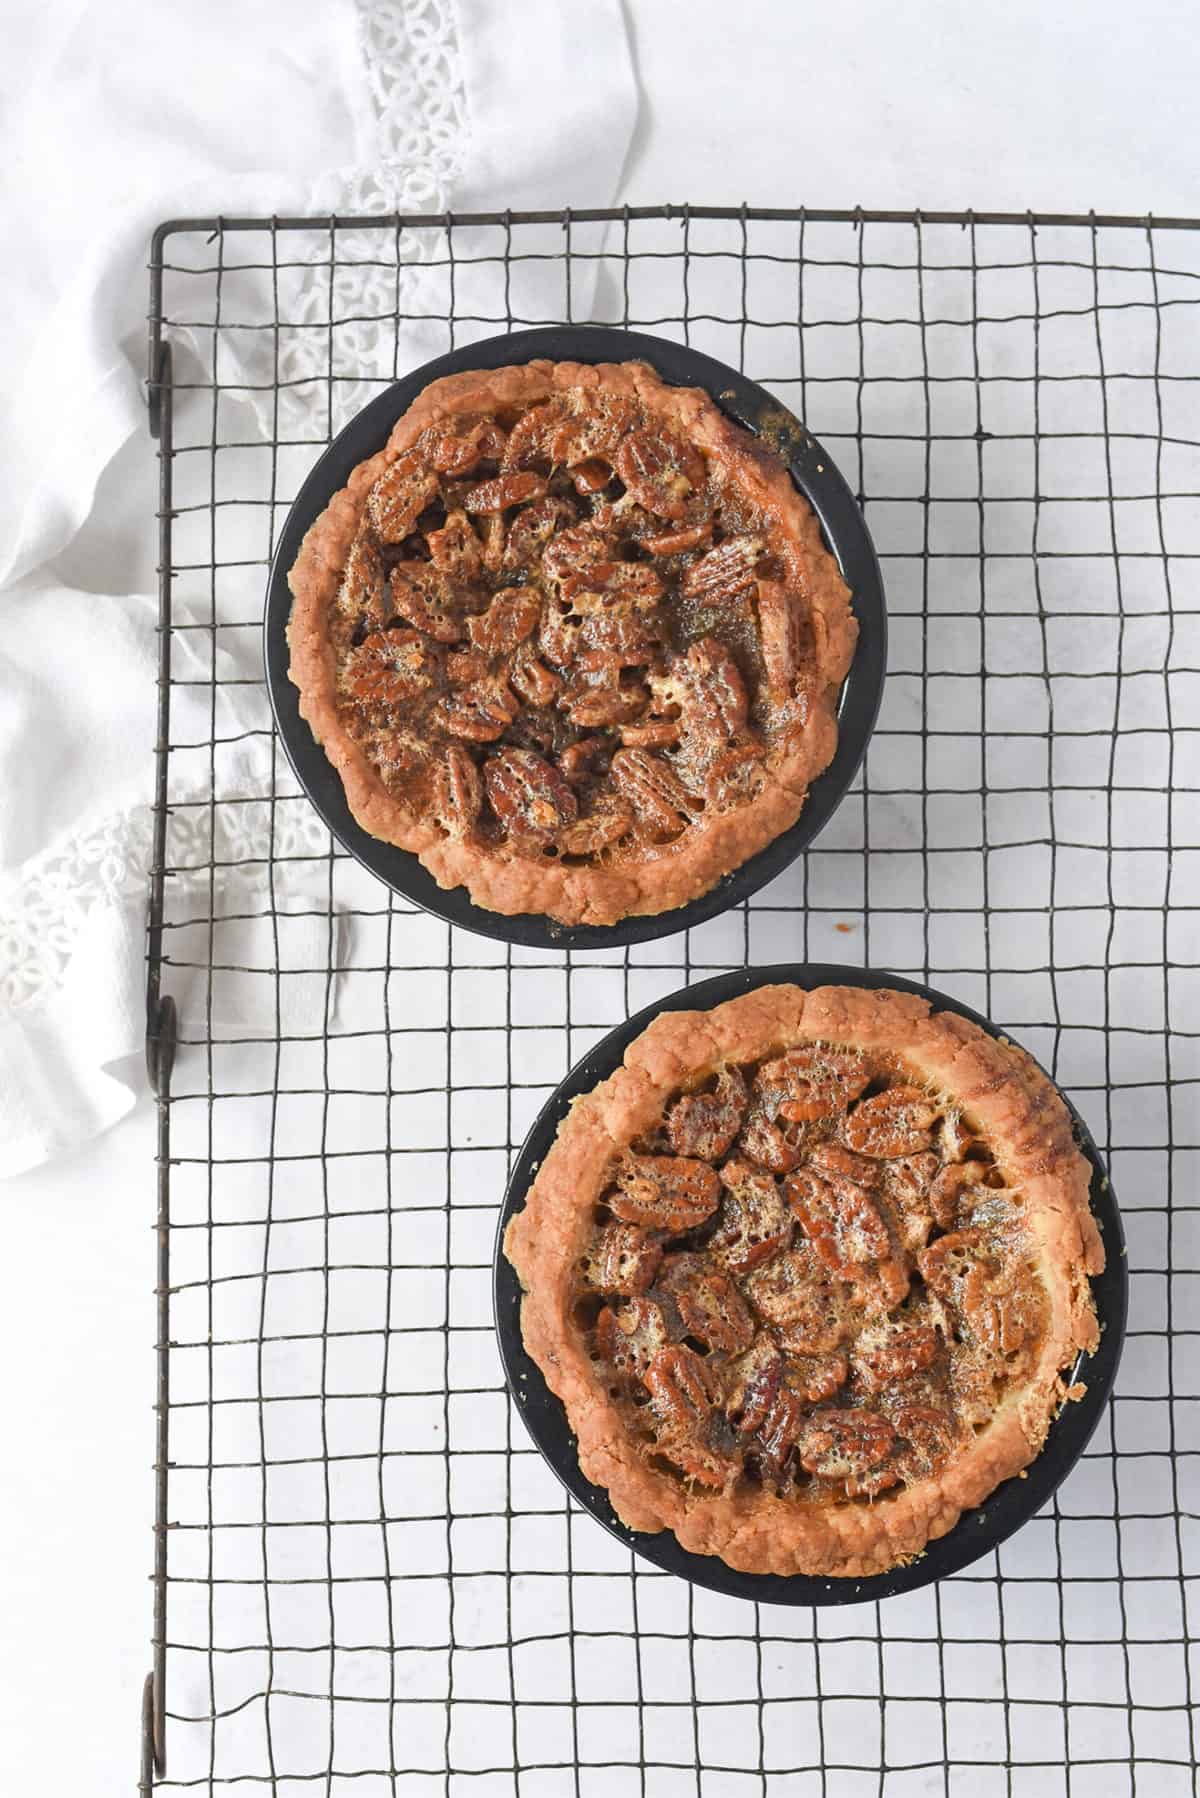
[
  {"left": 493, "top": 963, "right": 1127, "bottom": 1605},
  {"left": 264, "top": 325, "right": 886, "bottom": 950}
]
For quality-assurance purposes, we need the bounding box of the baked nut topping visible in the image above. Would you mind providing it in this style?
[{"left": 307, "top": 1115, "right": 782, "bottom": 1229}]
[
  {"left": 574, "top": 1045, "right": 1020, "bottom": 1500},
  {"left": 505, "top": 984, "right": 1104, "bottom": 1577},
  {"left": 288, "top": 359, "right": 856, "bottom": 926}
]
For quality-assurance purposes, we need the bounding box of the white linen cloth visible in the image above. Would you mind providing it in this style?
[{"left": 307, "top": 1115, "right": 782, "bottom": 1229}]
[{"left": 0, "top": 0, "right": 636, "bottom": 1176}]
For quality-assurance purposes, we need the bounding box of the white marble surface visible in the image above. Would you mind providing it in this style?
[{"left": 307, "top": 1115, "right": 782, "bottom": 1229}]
[
  {"left": 3, "top": 6, "right": 1198, "bottom": 1793},
  {"left": 622, "top": 0, "right": 1197, "bottom": 217}
]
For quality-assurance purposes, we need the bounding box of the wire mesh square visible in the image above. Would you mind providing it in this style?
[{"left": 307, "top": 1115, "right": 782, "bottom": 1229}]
[{"left": 145, "top": 206, "right": 1199, "bottom": 1795}]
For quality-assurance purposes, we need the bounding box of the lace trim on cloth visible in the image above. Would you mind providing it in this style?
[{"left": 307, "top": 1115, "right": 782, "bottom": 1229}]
[
  {"left": 274, "top": 0, "right": 471, "bottom": 442},
  {"left": 2, "top": 811, "right": 157, "bottom": 1011},
  {"left": 2, "top": 789, "right": 333, "bottom": 1010},
  {"left": 356, "top": 0, "right": 470, "bottom": 203},
  {"left": 3, "top": 0, "right": 470, "bottom": 1014}
]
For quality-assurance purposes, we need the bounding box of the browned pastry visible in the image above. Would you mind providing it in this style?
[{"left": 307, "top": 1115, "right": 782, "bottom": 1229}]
[
  {"left": 287, "top": 359, "right": 856, "bottom": 925},
  {"left": 504, "top": 985, "right": 1103, "bottom": 1577}
]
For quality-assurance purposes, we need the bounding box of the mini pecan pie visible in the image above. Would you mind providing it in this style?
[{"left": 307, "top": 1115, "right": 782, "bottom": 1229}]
[
  {"left": 504, "top": 985, "right": 1103, "bottom": 1577},
  {"left": 287, "top": 359, "right": 856, "bottom": 925}
]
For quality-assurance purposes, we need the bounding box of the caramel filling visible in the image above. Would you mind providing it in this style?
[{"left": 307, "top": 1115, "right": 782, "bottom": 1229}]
[
  {"left": 329, "top": 385, "right": 820, "bottom": 867},
  {"left": 577, "top": 1044, "right": 1047, "bottom": 1502}
]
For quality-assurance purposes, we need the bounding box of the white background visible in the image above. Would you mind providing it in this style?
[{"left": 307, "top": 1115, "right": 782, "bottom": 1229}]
[{"left": 2, "top": 3, "right": 1197, "bottom": 1792}]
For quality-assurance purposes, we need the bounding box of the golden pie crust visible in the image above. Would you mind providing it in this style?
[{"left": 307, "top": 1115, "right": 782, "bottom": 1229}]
[
  {"left": 287, "top": 359, "right": 856, "bottom": 926},
  {"left": 503, "top": 984, "right": 1103, "bottom": 1578}
]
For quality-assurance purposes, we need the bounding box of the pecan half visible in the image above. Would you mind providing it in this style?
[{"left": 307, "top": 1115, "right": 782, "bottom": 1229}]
[
  {"left": 433, "top": 743, "right": 483, "bottom": 839},
  {"left": 615, "top": 429, "right": 706, "bottom": 520},
  {"left": 657, "top": 1253, "right": 755, "bottom": 1354},
  {"left": 674, "top": 638, "right": 749, "bottom": 746},
  {"left": 892, "top": 1405, "right": 957, "bottom": 1479},
  {"left": 807, "top": 1142, "right": 880, "bottom": 1185},
  {"left": 645, "top": 1345, "right": 718, "bottom": 1423},
  {"left": 755, "top": 1386, "right": 809, "bottom": 1479},
  {"left": 557, "top": 807, "right": 633, "bottom": 856},
  {"left": 644, "top": 521, "right": 714, "bottom": 558},
  {"left": 562, "top": 678, "right": 649, "bottom": 729},
  {"left": 797, "top": 1408, "right": 897, "bottom": 1481},
  {"left": 852, "top": 1317, "right": 939, "bottom": 1393},
  {"left": 856, "top": 1258, "right": 914, "bottom": 1318},
  {"left": 467, "top": 586, "right": 542, "bottom": 656},
  {"left": 581, "top": 1223, "right": 663, "bottom": 1296},
  {"left": 725, "top": 1336, "right": 784, "bottom": 1430},
  {"left": 756, "top": 577, "right": 806, "bottom": 694},
  {"left": 681, "top": 535, "right": 764, "bottom": 603},
  {"left": 387, "top": 563, "right": 471, "bottom": 643},
  {"left": 500, "top": 403, "right": 561, "bottom": 472},
  {"left": 710, "top": 1159, "right": 793, "bottom": 1273},
  {"left": 561, "top": 561, "right": 664, "bottom": 611},
  {"left": 368, "top": 451, "right": 440, "bottom": 542},
  {"left": 578, "top": 609, "right": 662, "bottom": 668},
  {"left": 745, "top": 1253, "right": 846, "bottom": 1353},
  {"left": 538, "top": 600, "right": 583, "bottom": 669},
  {"left": 644, "top": 1346, "right": 727, "bottom": 1487},
  {"left": 426, "top": 510, "right": 484, "bottom": 581},
  {"left": 549, "top": 399, "right": 636, "bottom": 468},
  {"left": 364, "top": 724, "right": 427, "bottom": 780},
  {"left": 962, "top": 1267, "right": 1042, "bottom": 1357},
  {"left": 558, "top": 736, "right": 607, "bottom": 781},
  {"left": 430, "top": 418, "right": 507, "bottom": 476},
  {"left": 929, "top": 1160, "right": 992, "bottom": 1230},
  {"left": 542, "top": 522, "right": 612, "bottom": 586},
  {"left": 784, "top": 1165, "right": 891, "bottom": 1275},
  {"left": 879, "top": 1152, "right": 940, "bottom": 1254},
  {"left": 464, "top": 471, "right": 548, "bottom": 514},
  {"left": 479, "top": 513, "right": 507, "bottom": 574},
  {"left": 446, "top": 648, "right": 490, "bottom": 685},
  {"left": 336, "top": 529, "right": 387, "bottom": 628},
  {"left": 620, "top": 717, "right": 681, "bottom": 749},
  {"left": 484, "top": 747, "right": 578, "bottom": 842},
  {"left": 611, "top": 1154, "right": 720, "bottom": 1232},
  {"left": 508, "top": 651, "right": 563, "bottom": 707},
  {"left": 666, "top": 1066, "right": 750, "bottom": 1161},
  {"left": 916, "top": 1229, "right": 985, "bottom": 1299},
  {"left": 570, "top": 458, "right": 613, "bottom": 495},
  {"left": 434, "top": 680, "right": 519, "bottom": 742},
  {"left": 732, "top": 1339, "right": 847, "bottom": 1420},
  {"left": 501, "top": 495, "right": 578, "bottom": 578},
  {"left": 737, "top": 1108, "right": 802, "bottom": 1175},
  {"left": 594, "top": 1297, "right": 670, "bottom": 1380},
  {"left": 704, "top": 743, "right": 764, "bottom": 806},
  {"left": 610, "top": 748, "right": 694, "bottom": 837},
  {"left": 341, "top": 629, "right": 439, "bottom": 705},
  {"left": 843, "top": 1086, "right": 939, "bottom": 1158},
  {"left": 759, "top": 1047, "right": 872, "bottom": 1124},
  {"left": 881, "top": 1151, "right": 937, "bottom": 1200},
  {"left": 790, "top": 1353, "right": 851, "bottom": 1404}
]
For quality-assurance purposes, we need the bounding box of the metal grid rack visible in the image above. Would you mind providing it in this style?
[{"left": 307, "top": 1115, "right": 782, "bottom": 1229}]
[{"left": 142, "top": 207, "right": 1199, "bottom": 1795}]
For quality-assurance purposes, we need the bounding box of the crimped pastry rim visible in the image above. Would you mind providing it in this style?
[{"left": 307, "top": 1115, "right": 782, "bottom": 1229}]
[{"left": 501, "top": 977, "right": 1111, "bottom": 1581}]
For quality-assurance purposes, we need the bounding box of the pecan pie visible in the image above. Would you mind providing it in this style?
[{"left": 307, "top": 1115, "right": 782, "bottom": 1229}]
[
  {"left": 504, "top": 985, "right": 1103, "bottom": 1577},
  {"left": 287, "top": 359, "right": 856, "bottom": 925}
]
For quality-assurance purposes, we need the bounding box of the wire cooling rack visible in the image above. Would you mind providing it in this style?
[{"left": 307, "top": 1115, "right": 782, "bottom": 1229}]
[{"left": 142, "top": 207, "right": 1200, "bottom": 1796}]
